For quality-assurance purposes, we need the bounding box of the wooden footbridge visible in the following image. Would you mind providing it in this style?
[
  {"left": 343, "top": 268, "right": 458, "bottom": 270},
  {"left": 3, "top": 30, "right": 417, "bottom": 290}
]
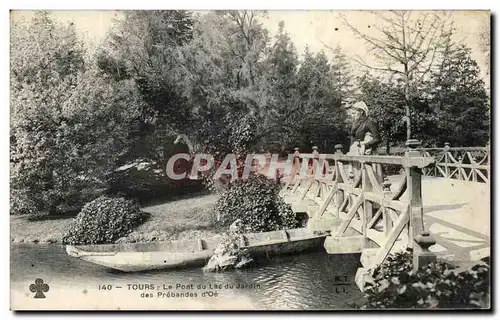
[{"left": 279, "top": 140, "right": 490, "bottom": 291}]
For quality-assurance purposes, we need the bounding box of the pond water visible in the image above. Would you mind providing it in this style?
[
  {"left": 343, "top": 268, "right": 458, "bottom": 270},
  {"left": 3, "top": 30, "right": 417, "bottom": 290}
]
[{"left": 11, "top": 244, "right": 365, "bottom": 310}]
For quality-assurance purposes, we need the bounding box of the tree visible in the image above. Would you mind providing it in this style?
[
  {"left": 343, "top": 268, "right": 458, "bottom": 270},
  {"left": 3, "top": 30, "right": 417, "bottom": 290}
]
[
  {"left": 255, "top": 20, "right": 300, "bottom": 151},
  {"left": 177, "top": 11, "right": 270, "bottom": 154},
  {"left": 10, "top": 12, "right": 141, "bottom": 215},
  {"left": 292, "top": 49, "right": 349, "bottom": 151},
  {"left": 475, "top": 16, "right": 490, "bottom": 95},
  {"left": 339, "top": 11, "right": 454, "bottom": 140},
  {"left": 330, "top": 45, "right": 355, "bottom": 100},
  {"left": 97, "top": 10, "right": 195, "bottom": 162},
  {"left": 10, "top": 11, "right": 85, "bottom": 85},
  {"left": 357, "top": 75, "right": 406, "bottom": 153},
  {"left": 427, "top": 43, "right": 489, "bottom": 146}
]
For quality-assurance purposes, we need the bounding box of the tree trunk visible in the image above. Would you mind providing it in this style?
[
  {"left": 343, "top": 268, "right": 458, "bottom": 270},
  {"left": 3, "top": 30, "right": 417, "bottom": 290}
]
[
  {"left": 405, "top": 104, "right": 411, "bottom": 141},
  {"left": 401, "top": 20, "right": 411, "bottom": 141}
]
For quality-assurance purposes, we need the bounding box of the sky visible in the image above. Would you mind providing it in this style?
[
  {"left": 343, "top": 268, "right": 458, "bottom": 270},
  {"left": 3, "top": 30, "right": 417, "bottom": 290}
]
[{"left": 10, "top": 10, "right": 490, "bottom": 85}]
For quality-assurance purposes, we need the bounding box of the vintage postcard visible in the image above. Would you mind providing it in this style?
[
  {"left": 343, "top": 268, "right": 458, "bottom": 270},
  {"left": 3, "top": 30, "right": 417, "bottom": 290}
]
[{"left": 9, "top": 9, "right": 491, "bottom": 310}]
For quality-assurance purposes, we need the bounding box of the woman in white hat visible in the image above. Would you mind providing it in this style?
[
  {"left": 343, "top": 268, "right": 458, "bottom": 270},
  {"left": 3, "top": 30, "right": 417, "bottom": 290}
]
[
  {"left": 347, "top": 101, "right": 383, "bottom": 184},
  {"left": 348, "top": 101, "right": 381, "bottom": 156}
]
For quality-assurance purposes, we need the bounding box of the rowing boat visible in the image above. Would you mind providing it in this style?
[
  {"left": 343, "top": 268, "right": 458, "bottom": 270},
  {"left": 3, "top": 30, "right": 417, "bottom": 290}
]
[{"left": 65, "top": 228, "right": 327, "bottom": 272}]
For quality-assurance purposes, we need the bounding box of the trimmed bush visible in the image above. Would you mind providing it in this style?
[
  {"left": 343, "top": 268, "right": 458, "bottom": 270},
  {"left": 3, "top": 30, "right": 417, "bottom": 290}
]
[
  {"left": 213, "top": 174, "right": 298, "bottom": 232},
  {"left": 62, "top": 196, "right": 147, "bottom": 245},
  {"left": 363, "top": 251, "right": 490, "bottom": 309}
]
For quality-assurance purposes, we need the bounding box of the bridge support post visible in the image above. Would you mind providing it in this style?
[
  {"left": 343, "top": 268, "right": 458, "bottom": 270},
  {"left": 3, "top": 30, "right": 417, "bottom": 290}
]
[
  {"left": 324, "top": 235, "right": 366, "bottom": 254},
  {"left": 310, "top": 146, "right": 320, "bottom": 196},
  {"left": 444, "top": 142, "right": 450, "bottom": 180},
  {"left": 334, "top": 145, "right": 344, "bottom": 216},
  {"left": 280, "top": 147, "right": 301, "bottom": 198},
  {"left": 406, "top": 139, "right": 437, "bottom": 271},
  {"left": 291, "top": 147, "right": 301, "bottom": 183},
  {"left": 413, "top": 232, "right": 436, "bottom": 269},
  {"left": 306, "top": 146, "right": 344, "bottom": 233},
  {"left": 361, "top": 162, "right": 373, "bottom": 249}
]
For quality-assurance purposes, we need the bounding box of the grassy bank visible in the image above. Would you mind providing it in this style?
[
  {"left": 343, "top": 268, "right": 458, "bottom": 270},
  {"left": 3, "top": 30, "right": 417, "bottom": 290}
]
[
  {"left": 10, "top": 215, "right": 73, "bottom": 244},
  {"left": 121, "top": 192, "right": 222, "bottom": 243},
  {"left": 10, "top": 192, "right": 221, "bottom": 244}
]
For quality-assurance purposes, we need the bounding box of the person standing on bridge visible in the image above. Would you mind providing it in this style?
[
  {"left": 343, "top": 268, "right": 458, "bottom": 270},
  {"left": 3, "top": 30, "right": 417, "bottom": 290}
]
[
  {"left": 347, "top": 101, "right": 383, "bottom": 183},
  {"left": 348, "top": 101, "right": 381, "bottom": 155}
]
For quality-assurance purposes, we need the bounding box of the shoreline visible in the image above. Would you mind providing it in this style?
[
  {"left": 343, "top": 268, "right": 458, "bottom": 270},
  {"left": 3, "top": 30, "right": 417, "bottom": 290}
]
[{"left": 10, "top": 192, "right": 221, "bottom": 245}]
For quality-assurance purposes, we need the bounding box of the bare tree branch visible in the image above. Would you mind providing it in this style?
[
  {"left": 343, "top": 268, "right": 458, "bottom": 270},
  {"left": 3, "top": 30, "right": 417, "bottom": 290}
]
[
  {"left": 338, "top": 10, "right": 453, "bottom": 139},
  {"left": 408, "top": 21, "right": 442, "bottom": 74},
  {"left": 339, "top": 14, "right": 405, "bottom": 64},
  {"left": 372, "top": 11, "right": 403, "bottom": 28},
  {"left": 352, "top": 54, "right": 403, "bottom": 74},
  {"left": 407, "top": 13, "right": 429, "bottom": 48}
]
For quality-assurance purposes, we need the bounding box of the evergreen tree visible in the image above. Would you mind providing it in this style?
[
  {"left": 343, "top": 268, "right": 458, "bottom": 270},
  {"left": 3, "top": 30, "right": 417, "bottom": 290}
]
[
  {"left": 428, "top": 43, "right": 489, "bottom": 146},
  {"left": 256, "top": 21, "right": 300, "bottom": 151},
  {"left": 330, "top": 45, "right": 355, "bottom": 100},
  {"left": 357, "top": 75, "right": 406, "bottom": 153},
  {"left": 293, "top": 49, "right": 349, "bottom": 151},
  {"left": 97, "top": 10, "right": 195, "bottom": 161}
]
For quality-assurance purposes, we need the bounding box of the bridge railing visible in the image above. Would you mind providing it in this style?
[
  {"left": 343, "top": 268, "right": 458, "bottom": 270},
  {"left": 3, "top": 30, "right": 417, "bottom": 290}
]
[
  {"left": 386, "top": 142, "right": 490, "bottom": 183},
  {"left": 281, "top": 139, "right": 437, "bottom": 270}
]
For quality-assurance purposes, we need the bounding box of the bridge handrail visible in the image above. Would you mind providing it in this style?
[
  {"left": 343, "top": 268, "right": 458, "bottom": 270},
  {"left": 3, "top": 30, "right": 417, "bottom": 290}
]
[
  {"left": 283, "top": 140, "right": 489, "bottom": 273},
  {"left": 283, "top": 139, "right": 441, "bottom": 271},
  {"left": 381, "top": 143, "right": 489, "bottom": 183},
  {"left": 418, "top": 147, "right": 489, "bottom": 152},
  {"left": 297, "top": 153, "right": 434, "bottom": 167},
  {"left": 326, "top": 154, "right": 434, "bottom": 168}
]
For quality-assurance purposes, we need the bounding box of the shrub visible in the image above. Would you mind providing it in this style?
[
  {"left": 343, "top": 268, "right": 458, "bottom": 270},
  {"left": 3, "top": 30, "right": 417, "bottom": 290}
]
[
  {"left": 363, "top": 251, "right": 490, "bottom": 309},
  {"left": 62, "top": 196, "right": 148, "bottom": 245},
  {"left": 201, "top": 155, "right": 253, "bottom": 195},
  {"left": 212, "top": 174, "right": 298, "bottom": 232}
]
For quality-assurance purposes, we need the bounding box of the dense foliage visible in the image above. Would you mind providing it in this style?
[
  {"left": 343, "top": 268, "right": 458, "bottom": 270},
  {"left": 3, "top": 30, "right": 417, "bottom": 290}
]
[
  {"left": 10, "top": 11, "right": 490, "bottom": 217},
  {"left": 428, "top": 44, "right": 490, "bottom": 146},
  {"left": 213, "top": 174, "right": 298, "bottom": 232},
  {"left": 62, "top": 196, "right": 147, "bottom": 245},
  {"left": 363, "top": 251, "right": 490, "bottom": 309},
  {"left": 10, "top": 12, "right": 142, "bottom": 215}
]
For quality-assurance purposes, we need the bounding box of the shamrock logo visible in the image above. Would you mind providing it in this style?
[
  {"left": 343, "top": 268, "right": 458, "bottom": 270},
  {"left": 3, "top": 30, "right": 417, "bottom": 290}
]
[{"left": 29, "top": 278, "right": 49, "bottom": 298}]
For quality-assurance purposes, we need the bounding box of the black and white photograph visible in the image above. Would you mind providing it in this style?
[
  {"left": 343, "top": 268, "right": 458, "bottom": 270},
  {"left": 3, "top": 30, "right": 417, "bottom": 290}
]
[{"left": 8, "top": 9, "right": 491, "bottom": 310}]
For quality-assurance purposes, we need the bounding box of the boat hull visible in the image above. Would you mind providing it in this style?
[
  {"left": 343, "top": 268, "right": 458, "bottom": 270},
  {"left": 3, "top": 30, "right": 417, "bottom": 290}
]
[
  {"left": 66, "top": 228, "right": 327, "bottom": 272},
  {"left": 67, "top": 248, "right": 214, "bottom": 272}
]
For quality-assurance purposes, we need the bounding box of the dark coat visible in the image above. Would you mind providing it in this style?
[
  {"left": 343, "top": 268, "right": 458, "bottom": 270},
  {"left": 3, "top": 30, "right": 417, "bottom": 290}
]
[{"left": 350, "top": 116, "right": 381, "bottom": 149}]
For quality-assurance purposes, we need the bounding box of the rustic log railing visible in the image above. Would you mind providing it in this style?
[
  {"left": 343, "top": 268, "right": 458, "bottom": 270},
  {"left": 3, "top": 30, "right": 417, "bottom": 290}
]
[
  {"left": 280, "top": 139, "right": 437, "bottom": 271},
  {"left": 388, "top": 142, "right": 490, "bottom": 183}
]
